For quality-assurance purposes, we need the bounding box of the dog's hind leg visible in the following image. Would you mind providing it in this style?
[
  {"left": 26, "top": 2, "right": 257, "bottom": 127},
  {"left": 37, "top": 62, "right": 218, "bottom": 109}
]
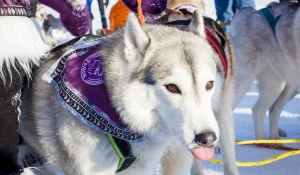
[
  {"left": 268, "top": 84, "right": 298, "bottom": 139},
  {"left": 232, "top": 49, "right": 265, "bottom": 109},
  {"left": 232, "top": 65, "right": 257, "bottom": 109},
  {"left": 252, "top": 67, "right": 285, "bottom": 140}
]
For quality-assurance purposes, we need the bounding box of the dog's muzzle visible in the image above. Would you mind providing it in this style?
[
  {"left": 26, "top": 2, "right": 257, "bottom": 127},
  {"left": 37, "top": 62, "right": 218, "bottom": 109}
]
[
  {"left": 195, "top": 131, "right": 216, "bottom": 147},
  {"left": 190, "top": 131, "right": 217, "bottom": 161}
]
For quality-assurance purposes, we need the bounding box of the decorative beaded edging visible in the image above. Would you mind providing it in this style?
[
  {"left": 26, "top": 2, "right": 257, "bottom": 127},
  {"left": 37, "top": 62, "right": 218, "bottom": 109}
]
[{"left": 0, "top": 6, "right": 28, "bottom": 17}]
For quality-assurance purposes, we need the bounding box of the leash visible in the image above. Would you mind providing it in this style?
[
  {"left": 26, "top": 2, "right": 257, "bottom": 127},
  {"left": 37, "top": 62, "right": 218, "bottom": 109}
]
[
  {"left": 137, "top": 0, "right": 145, "bottom": 24},
  {"left": 253, "top": 143, "right": 299, "bottom": 151},
  {"left": 209, "top": 139, "right": 300, "bottom": 166},
  {"left": 236, "top": 139, "right": 300, "bottom": 151},
  {"left": 97, "top": 0, "right": 108, "bottom": 31}
]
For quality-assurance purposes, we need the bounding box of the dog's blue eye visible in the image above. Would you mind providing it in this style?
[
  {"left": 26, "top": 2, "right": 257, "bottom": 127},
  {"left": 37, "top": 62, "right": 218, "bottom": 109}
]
[
  {"left": 206, "top": 81, "right": 214, "bottom": 90},
  {"left": 165, "top": 84, "right": 181, "bottom": 94}
]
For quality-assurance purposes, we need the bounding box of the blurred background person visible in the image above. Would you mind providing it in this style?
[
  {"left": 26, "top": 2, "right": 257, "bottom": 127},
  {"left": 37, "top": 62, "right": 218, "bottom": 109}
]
[{"left": 215, "top": 0, "right": 255, "bottom": 31}]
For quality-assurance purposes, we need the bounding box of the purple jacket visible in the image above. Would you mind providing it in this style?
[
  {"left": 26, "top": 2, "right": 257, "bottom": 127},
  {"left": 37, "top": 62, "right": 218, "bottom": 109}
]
[
  {"left": 122, "top": 0, "right": 167, "bottom": 14},
  {"left": 0, "top": 0, "right": 90, "bottom": 36}
]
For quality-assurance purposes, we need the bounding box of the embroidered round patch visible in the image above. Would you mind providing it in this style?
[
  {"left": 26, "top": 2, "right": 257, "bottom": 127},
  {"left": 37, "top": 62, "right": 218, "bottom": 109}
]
[{"left": 81, "top": 53, "right": 104, "bottom": 85}]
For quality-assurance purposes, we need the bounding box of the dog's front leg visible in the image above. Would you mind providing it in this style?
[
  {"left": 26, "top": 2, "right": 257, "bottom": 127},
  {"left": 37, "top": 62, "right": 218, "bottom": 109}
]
[
  {"left": 162, "top": 142, "right": 194, "bottom": 175},
  {"left": 191, "top": 158, "right": 204, "bottom": 175},
  {"left": 218, "top": 104, "right": 239, "bottom": 175},
  {"left": 118, "top": 164, "right": 156, "bottom": 175}
]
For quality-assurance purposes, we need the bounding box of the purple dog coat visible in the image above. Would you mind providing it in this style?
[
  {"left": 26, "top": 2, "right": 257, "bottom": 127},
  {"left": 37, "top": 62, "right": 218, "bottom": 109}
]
[{"left": 42, "top": 37, "right": 144, "bottom": 142}]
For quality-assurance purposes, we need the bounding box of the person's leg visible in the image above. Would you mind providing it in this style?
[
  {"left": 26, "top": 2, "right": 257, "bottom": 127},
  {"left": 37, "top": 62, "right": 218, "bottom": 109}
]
[
  {"left": 215, "top": 0, "right": 234, "bottom": 22},
  {"left": 235, "top": 0, "right": 256, "bottom": 9},
  {"left": 0, "top": 63, "right": 25, "bottom": 174},
  {"left": 214, "top": 0, "right": 234, "bottom": 31},
  {"left": 232, "top": 0, "right": 238, "bottom": 14}
]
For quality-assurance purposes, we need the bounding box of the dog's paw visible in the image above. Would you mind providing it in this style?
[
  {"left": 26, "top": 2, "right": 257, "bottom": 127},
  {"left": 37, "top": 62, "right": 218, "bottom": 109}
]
[
  {"left": 278, "top": 128, "right": 287, "bottom": 137},
  {"left": 66, "top": 0, "right": 86, "bottom": 11},
  {"left": 225, "top": 172, "right": 240, "bottom": 175}
]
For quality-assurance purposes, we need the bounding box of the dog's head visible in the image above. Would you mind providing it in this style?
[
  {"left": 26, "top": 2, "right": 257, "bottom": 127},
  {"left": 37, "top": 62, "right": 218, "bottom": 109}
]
[{"left": 102, "top": 10, "right": 222, "bottom": 160}]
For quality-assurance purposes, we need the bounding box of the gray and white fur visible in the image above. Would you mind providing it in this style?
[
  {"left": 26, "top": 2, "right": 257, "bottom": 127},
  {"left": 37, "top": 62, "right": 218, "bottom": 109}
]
[
  {"left": 162, "top": 14, "right": 238, "bottom": 175},
  {"left": 19, "top": 11, "right": 235, "bottom": 174},
  {"left": 230, "top": 1, "right": 300, "bottom": 140}
]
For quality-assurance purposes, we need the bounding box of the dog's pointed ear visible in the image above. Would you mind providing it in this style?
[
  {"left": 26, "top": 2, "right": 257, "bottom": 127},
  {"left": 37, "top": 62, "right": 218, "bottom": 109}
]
[
  {"left": 189, "top": 10, "right": 205, "bottom": 37},
  {"left": 124, "top": 13, "right": 150, "bottom": 64}
]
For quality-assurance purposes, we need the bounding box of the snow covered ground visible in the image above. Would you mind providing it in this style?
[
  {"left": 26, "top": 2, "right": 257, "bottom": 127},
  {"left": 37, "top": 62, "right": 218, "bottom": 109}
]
[
  {"left": 48, "top": 0, "right": 300, "bottom": 174},
  {"left": 202, "top": 82, "right": 300, "bottom": 175}
]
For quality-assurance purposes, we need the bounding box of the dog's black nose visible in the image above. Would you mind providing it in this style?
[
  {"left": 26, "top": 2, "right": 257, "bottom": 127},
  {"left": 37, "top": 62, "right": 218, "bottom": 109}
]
[{"left": 195, "top": 132, "right": 216, "bottom": 147}]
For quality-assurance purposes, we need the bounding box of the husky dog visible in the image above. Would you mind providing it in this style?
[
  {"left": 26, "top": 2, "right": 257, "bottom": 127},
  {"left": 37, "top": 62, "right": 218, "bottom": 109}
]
[
  {"left": 19, "top": 10, "right": 229, "bottom": 174},
  {"left": 230, "top": 1, "right": 300, "bottom": 140},
  {"left": 160, "top": 6, "right": 238, "bottom": 175},
  {"left": 158, "top": 0, "right": 239, "bottom": 174}
]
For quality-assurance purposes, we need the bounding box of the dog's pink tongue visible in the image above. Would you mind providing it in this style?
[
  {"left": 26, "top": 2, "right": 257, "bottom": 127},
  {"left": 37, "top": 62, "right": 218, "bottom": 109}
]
[{"left": 191, "top": 147, "right": 215, "bottom": 160}]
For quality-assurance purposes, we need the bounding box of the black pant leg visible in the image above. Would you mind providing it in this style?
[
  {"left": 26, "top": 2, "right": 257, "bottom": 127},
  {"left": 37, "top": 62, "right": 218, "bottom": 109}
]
[{"left": 0, "top": 63, "right": 24, "bottom": 174}]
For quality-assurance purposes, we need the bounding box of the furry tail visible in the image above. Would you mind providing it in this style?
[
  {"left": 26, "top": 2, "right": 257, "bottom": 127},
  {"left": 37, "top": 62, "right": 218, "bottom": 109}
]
[{"left": 0, "top": 16, "right": 49, "bottom": 82}]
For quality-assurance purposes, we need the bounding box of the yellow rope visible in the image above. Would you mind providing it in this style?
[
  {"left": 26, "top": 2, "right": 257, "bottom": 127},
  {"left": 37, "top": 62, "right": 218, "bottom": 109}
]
[
  {"left": 210, "top": 150, "right": 300, "bottom": 166},
  {"left": 235, "top": 139, "right": 300, "bottom": 145},
  {"left": 209, "top": 139, "right": 300, "bottom": 166}
]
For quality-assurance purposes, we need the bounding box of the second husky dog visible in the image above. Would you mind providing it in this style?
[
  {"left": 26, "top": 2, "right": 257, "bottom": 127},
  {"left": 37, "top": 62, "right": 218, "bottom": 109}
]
[
  {"left": 19, "top": 10, "right": 236, "bottom": 174},
  {"left": 230, "top": 1, "right": 300, "bottom": 140}
]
